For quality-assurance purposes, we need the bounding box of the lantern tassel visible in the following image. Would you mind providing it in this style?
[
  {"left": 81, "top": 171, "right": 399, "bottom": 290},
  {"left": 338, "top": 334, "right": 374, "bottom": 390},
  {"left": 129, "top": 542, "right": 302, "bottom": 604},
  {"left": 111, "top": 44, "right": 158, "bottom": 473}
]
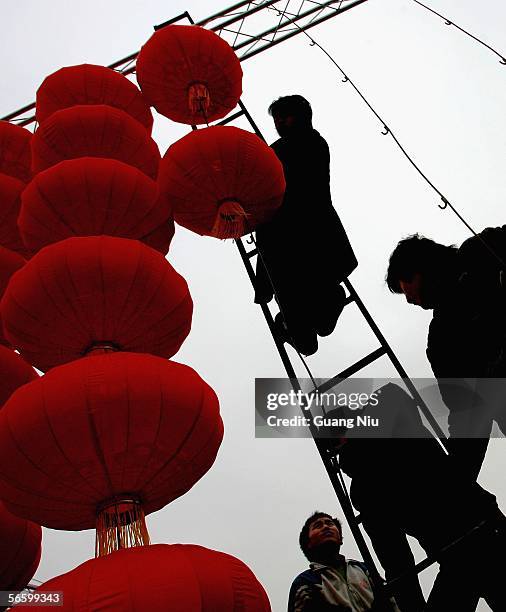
[
  {"left": 95, "top": 498, "right": 150, "bottom": 557},
  {"left": 188, "top": 83, "right": 211, "bottom": 117},
  {"left": 211, "top": 200, "right": 248, "bottom": 239}
]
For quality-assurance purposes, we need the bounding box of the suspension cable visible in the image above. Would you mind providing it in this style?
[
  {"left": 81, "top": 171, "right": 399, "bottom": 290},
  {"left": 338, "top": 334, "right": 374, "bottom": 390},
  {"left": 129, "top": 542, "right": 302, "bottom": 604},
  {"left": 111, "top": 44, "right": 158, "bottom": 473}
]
[
  {"left": 262, "top": 3, "right": 506, "bottom": 270},
  {"left": 411, "top": 0, "right": 506, "bottom": 65}
]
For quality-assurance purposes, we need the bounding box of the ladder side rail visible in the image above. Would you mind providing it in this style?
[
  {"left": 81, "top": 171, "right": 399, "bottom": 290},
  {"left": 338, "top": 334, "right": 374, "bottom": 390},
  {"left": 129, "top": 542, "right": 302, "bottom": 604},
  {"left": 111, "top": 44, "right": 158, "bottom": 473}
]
[
  {"left": 318, "top": 447, "right": 386, "bottom": 588},
  {"left": 344, "top": 279, "right": 449, "bottom": 446},
  {"left": 236, "top": 238, "right": 298, "bottom": 378}
]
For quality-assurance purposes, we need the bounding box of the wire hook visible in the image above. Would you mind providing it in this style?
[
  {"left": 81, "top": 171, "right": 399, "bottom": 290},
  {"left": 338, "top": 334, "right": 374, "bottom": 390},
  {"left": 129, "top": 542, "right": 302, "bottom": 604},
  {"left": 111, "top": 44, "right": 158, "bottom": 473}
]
[
  {"left": 439, "top": 196, "right": 449, "bottom": 210},
  {"left": 381, "top": 125, "right": 389, "bottom": 135},
  {"left": 444, "top": 20, "right": 452, "bottom": 26},
  {"left": 309, "top": 40, "right": 316, "bottom": 46},
  {"left": 500, "top": 57, "right": 506, "bottom": 65},
  {"left": 342, "top": 75, "right": 348, "bottom": 83},
  {"left": 246, "top": 234, "right": 255, "bottom": 245}
]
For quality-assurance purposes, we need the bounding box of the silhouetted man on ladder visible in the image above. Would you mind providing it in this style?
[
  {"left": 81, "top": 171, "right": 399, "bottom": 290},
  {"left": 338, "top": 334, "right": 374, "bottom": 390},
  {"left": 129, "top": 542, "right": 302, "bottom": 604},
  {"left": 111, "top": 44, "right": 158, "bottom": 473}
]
[
  {"left": 255, "top": 95, "right": 357, "bottom": 356},
  {"left": 386, "top": 229, "right": 506, "bottom": 481}
]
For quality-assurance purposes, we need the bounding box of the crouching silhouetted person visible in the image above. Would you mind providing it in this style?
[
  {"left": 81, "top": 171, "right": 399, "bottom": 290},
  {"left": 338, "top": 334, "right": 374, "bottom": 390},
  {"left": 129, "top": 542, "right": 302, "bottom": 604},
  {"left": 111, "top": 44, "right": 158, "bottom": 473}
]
[
  {"left": 288, "top": 512, "right": 400, "bottom": 612},
  {"left": 255, "top": 95, "right": 357, "bottom": 356},
  {"left": 330, "top": 384, "right": 506, "bottom": 612}
]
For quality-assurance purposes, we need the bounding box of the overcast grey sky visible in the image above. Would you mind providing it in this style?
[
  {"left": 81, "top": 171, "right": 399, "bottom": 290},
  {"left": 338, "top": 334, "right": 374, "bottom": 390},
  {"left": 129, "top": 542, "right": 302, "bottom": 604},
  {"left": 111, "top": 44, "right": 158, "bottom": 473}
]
[{"left": 2, "top": 1, "right": 505, "bottom": 610}]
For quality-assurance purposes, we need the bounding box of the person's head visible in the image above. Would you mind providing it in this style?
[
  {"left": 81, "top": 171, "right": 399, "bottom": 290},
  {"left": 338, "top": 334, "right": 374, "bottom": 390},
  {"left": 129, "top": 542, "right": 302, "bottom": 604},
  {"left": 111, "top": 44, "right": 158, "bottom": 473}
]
[
  {"left": 386, "top": 234, "right": 458, "bottom": 309},
  {"left": 268, "top": 95, "right": 313, "bottom": 136},
  {"left": 299, "top": 512, "right": 343, "bottom": 562}
]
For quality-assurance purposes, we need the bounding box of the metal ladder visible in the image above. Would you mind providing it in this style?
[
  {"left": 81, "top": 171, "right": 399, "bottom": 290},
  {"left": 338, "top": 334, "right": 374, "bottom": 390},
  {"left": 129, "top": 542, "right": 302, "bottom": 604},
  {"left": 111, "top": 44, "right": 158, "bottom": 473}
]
[{"left": 215, "top": 100, "right": 456, "bottom": 602}]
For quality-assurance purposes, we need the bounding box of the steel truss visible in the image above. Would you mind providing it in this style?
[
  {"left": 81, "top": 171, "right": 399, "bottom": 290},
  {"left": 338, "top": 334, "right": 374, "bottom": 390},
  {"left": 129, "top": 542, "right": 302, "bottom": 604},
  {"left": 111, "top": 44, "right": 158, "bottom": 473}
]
[{"left": 1, "top": 0, "right": 368, "bottom": 126}]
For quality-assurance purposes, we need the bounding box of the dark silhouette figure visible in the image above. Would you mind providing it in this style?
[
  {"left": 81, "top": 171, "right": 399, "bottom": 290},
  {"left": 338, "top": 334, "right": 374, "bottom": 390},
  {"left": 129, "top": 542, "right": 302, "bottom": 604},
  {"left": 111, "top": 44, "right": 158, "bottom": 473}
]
[
  {"left": 255, "top": 95, "right": 357, "bottom": 356},
  {"left": 386, "top": 228, "right": 506, "bottom": 481},
  {"left": 328, "top": 383, "right": 506, "bottom": 612}
]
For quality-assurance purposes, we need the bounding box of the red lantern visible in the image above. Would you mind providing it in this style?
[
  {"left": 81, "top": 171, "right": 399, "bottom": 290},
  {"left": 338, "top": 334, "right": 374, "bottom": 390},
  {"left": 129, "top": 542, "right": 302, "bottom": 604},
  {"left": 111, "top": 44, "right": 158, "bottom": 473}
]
[
  {"left": 136, "top": 25, "right": 243, "bottom": 125},
  {"left": 20, "top": 545, "right": 270, "bottom": 611},
  {"left": 0, "top": 502, "right": 41, "bottom": 591},
  {"left": 0, "top": 345, "right": 38, "bottom": 407},
  {"left": 1, "top": 236, "right": 192, "bottom": 371},
  {"left": 0, "top": 173, "right": 29, "bottom": 256},
  {"left": 141, "top": 221, "right": 175, "bottom": 255},
  {"left": 0, "top": 354, "right": 223, "bottom": 554},
  {"left": 19, "top": 158, "right": 169, "bottom": 253},
  {"left": 36, "top": 64, "right": 153, "bottom": 132},
  {"left": 0, "top": 120, "right": 31, "bottom": 182},
  {"left": 158, "top": 126, "right": 285, "bottom": 238},
  {"left": 0, "top": 245, "right": 25, "bottom": 347},
  {"left": 31, "top": 105, "right": 160, "bottom": 179}
]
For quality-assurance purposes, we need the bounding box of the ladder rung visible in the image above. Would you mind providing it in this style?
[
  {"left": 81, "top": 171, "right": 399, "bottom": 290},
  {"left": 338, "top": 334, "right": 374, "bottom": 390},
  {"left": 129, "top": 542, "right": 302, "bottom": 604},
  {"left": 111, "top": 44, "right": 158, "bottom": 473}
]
[
  {"left": 315, "top": 347, "right": 387, "bottom": 395},
  {"left": 154, "top": 12, "right": 193, "bottom": 29},
  {"left": 217, "top": 110, "right": 246, "bottom": 126},
  {"left": 246, "top": 248, "right": 258, "bottom": 258}
]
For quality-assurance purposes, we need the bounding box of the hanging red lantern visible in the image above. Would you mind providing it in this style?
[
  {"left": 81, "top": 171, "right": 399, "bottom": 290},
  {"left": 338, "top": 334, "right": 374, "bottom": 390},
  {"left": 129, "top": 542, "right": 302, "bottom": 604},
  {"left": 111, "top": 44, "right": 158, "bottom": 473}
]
[
  {"left": 19, "top": 158, "right": 169, "bottom": 253},
  {"left": 141, "top": 220, "right": 175, "bottom": 255},
  {"left": 18, "top": 544, "right": 270, "bottom": 611},
  {"left": 0, "top": 245, "right": 25, "bottom": 347},
  {"left": 0, "top": 345, "right": 37, "bottom": 407},
  {"left": 0, "top": 173, "right": 29, "bottom": 257},
  {"left": 0, "top": 354, "right": 223, "bottom": 556},
  {"left": 158, "top": 126, "right": 285, "bottom": 238},
  {"left": 1, "top": 236, "right": 192, "bottom": 371},
  {"left": 0, "top": 120, "right": 31, "bottom": 182},
  {"left": 136, "top": 25, "right": 243, "bottom": 125},
  {"left": 36, "top": 64, "right": 153, "bottom": 131},
  {"left": 0, "top": 502, "right": 42, "bottom": 592},
  {"left": 31, "top": 105, "right": 160, "bottom": 179}
]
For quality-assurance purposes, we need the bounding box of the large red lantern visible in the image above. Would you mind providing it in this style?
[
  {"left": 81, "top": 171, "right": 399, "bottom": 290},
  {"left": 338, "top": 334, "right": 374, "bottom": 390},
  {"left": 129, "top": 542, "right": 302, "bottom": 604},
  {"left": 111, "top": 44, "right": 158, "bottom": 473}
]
[
  {"left": 158, "top": 126, "right": 285, "bottom": 238},
  {"left": 1, "top": 236, "right": 192, "bottom": 371},
  {"left": 19, "top": 545, "right": 270, "bottom": 611},
  {"left": 0, "top": 245, "right": 25, "bottom": 346},
  {"left": 136, "top": 25, "right": 243, "bottom": 125},
  {"left": 0, "top": 345, "right": 38, "bottom": 407},
  {"left": 36, "top": 64, "right": 153, "bottom": 132},
  {"left": 31, "top": 105, "right": 160, "bottom": 179},
  {"left": 0, "top": 502, "right": 42, "bottom": 591},
  {"left": 0, "top": 173, "right": 29, "bottom": 256},
  {"left": 0, "top": 354, "right": 223, "bottom": 555},
  {"left": 19, "top": 158, "right": 169, "bottom": 253},
  {"left": 0, "top": 121, "right": 31, "bottom": 182}
]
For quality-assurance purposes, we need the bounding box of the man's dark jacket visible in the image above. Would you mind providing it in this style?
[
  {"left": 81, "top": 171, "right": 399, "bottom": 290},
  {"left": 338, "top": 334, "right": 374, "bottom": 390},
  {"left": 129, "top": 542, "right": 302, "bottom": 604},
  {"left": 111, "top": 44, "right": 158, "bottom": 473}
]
[
  {"left": 426, "top": 225, "right": 506, "bottom": 479},
  {"left": 255, "top": 128, "right": 357, "bottom": 303}
]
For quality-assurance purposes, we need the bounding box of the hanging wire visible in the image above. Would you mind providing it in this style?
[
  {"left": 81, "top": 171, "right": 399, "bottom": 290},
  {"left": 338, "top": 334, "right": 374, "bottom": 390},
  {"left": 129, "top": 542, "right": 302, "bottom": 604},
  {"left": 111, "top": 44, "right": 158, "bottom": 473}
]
[
  {"left": 411, "top": 0, "right": 506, "bottom": 65},
  {"left": 262, "top": 3, "right": 506, "bottom": 270}
]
